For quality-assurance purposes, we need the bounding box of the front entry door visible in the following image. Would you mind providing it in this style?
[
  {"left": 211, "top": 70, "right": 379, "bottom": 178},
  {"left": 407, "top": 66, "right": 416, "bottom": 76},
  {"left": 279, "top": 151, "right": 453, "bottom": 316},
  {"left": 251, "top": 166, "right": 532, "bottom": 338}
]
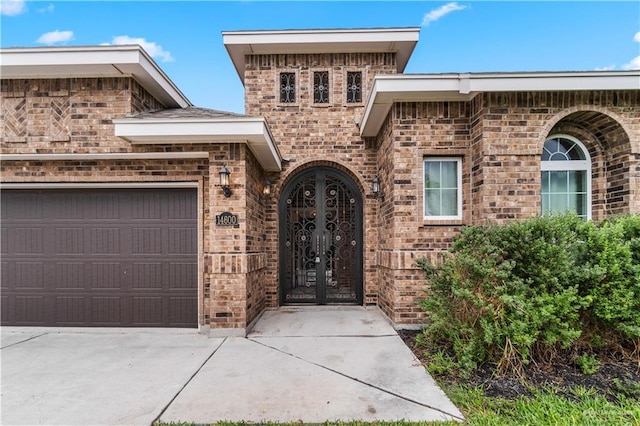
[{"left": 280, "top": 168, "right": 363, "bottom": 304}]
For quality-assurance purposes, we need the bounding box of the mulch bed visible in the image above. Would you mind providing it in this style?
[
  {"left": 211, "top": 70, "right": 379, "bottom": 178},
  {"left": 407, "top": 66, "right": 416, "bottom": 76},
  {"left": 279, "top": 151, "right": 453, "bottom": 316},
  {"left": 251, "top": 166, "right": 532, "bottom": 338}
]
[{"left": 397, "top": 329, "right": 640, "bottom": 401}]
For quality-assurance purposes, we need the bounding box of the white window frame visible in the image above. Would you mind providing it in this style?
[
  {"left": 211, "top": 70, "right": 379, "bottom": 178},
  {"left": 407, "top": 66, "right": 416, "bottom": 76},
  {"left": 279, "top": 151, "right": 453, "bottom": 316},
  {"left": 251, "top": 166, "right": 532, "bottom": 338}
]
[
  {"left": 541, "top": 134, "right": 592, "bottom": 220},
  {"left": 423, "top": 157, "right": 463, "bottom": 221}
]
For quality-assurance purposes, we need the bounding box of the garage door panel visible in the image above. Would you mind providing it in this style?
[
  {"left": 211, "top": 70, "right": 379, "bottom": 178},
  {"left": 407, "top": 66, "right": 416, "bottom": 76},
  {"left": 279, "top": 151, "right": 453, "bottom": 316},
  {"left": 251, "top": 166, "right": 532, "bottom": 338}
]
[
  {"left": 14, "top": 228, "right": 44, "bottom": 254},
  {"left": 168, "top": 193, "right": 197, "bottom": 219},
  {"left": 15, "top": 296, "right": 45, "bottom": 325},
  {"left": 3, "top": 192, "right": 43, "bottom": 219},
  {"left": 51, "top": 192, "right": 84, "bottom": 220},
  {"left": 91, "top": 228, "right": 121, "bottom": 254},
  {"left": 15, "top": 262, "right": 45, "bottom": 289},
  {"left": 55, "top": 228, "right": 85, "bottom": 254},
  {"left": 91, "top": 297, "right": 123, "bottom": 325},
  {"left": 169, "top": 263, "right": 198, "bottom": 289},
  {"left": 169, "top": 228, "right": 197, "bottom": 254},
  {"left": 88, "top": 193, "right": 121, "bottom": 220},
  {"left": 55, "top": 262, "right": 85, "bottom": 290},
  {"left": 132, "top": 262, "right": 163, "bottom": 290},
  {"left": 132, "top": 192, "right": 163, "bottom": 220},
  {"left": 133, "top": 297, "right": 163, "bottom": 326},
  {"left": 169, "top": 297, "right": 198, "bottom": 326},
  {"left": 55, "top": 296, "right": 87, "bottom": 325},
  {"left": 1, "top": 227, "right": 8, "bottom": 254},
  {"left": 132, "top": 227, "right": 163, "bottom": 254},
  {"left": 92, "top": 262, "right": 123, "bottom": 289},
  {"left": 2, "top": 189, "right": 197, "bottom": 327}
]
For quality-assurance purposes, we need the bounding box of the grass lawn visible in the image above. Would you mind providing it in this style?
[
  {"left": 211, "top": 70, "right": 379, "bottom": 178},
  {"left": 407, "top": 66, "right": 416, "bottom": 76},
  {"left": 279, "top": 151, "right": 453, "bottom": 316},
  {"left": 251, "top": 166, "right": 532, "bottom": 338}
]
[{"left": 156, "top": 385, "right": 640, "bottom": 425}]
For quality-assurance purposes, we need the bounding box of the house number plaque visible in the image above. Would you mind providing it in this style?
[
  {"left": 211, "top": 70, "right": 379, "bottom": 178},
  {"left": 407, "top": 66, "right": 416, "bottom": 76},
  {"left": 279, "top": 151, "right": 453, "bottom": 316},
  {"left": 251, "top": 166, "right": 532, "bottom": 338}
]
[{"left": 215, "top": 212, "right": 239, "bottom": 227}]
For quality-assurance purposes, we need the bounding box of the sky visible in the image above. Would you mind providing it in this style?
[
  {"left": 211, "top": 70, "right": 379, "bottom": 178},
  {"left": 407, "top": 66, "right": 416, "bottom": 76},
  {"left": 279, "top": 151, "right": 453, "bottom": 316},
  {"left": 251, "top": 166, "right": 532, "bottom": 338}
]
[{"left": 1, "top": 1, "right": 639, "bottom": 114}]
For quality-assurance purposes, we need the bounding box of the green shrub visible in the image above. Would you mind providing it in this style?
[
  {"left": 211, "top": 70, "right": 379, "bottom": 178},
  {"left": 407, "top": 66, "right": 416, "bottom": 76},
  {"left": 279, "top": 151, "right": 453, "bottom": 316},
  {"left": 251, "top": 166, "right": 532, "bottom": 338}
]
[
  {"left": 580, "top": 215, "right": 640, "bottom": 338},
  {"left": 417, "top": 214, "right": 640, "bottom": 375}
]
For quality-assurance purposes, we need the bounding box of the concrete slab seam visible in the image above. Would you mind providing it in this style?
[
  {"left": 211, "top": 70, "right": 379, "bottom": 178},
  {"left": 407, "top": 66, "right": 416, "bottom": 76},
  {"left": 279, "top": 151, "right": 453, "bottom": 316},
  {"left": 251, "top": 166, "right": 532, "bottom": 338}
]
[
  {"left": 0, "top": 332, "right": 49, "bottom": 350},
  {"left": 248, "top": 338, "right": 465, "bottom": 422},
  {"left": 151, "top": 337, "right": 228, "bottom": 426}
]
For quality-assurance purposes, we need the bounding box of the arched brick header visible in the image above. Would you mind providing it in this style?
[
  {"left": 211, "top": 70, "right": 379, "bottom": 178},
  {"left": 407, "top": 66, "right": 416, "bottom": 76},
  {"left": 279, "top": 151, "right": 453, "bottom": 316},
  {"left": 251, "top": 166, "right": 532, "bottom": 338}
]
[
  {"left": 540, "top": 107, "right": 636, "bottom": 217},
  {"left": 276, "top": 159, "right": 368, "bottom": 199},
  {"left": 540, "top": 106, "right": 633, "bottom": 153}
]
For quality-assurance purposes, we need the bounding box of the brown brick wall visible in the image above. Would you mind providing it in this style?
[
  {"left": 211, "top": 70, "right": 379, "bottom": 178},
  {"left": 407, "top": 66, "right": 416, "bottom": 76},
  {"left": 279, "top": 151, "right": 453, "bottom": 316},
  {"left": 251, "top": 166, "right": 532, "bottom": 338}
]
[
  {"left": 244, "top": 52, "right": 397, "bottom": 308},
  {"left": 374, "top": 90, "right": 639, "bottom": 325}
]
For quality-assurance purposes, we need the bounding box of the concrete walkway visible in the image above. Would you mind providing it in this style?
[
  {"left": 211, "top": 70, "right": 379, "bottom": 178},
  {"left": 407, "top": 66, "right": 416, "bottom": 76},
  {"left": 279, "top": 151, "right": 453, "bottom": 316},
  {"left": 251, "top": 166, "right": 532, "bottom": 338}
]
[{"left": 1, "top": 307, "right": 463, "bottom": 425}]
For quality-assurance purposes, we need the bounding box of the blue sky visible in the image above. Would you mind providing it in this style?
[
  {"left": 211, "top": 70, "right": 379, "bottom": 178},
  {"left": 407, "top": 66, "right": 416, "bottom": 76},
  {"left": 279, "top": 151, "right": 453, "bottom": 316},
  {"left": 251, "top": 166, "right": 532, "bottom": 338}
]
[{"left": 2, "top": 1, "right": 639, "bottom": 113}]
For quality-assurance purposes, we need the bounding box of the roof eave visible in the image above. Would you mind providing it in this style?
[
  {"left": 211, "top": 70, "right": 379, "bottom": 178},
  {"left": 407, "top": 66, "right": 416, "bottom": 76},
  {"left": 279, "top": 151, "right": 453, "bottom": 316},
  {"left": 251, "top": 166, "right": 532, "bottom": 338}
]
[
  {"left": 360, "top": 71, "right": 640, "bottom": 137},
  {"left": 113, "top": 116, "right": 283, "bottom": 172},
  {"left": 0, "top": 45, "right": 191, "bottom": 108},
  {"left": 222, "top": 27, "right": 420, "bottom": 84}
]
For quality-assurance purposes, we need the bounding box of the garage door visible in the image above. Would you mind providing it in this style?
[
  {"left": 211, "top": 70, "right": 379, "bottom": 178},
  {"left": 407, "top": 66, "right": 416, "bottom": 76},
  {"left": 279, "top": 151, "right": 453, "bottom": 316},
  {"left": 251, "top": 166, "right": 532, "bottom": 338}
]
[{"left": 1, "top": 188, "right": 198, "bottom": 327}]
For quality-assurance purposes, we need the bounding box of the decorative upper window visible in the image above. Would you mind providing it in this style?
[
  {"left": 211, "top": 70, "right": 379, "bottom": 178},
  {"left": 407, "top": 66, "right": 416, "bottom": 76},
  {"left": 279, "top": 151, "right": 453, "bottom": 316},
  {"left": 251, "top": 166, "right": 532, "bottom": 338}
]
[
  {"left": 346, "top": 72, "right": 362, "bottom": 103},
  {"left": 313, "top": 71, "right": 329, "bottom": 104},
  {"left": 423, "top": 158, "right": 462, "bottom": 220},
  {"left": 541, "top": 135, "right": 591, "bottom": 219},
  {"left": 279, "top": 73, "right": 296, "bottom": 103}
]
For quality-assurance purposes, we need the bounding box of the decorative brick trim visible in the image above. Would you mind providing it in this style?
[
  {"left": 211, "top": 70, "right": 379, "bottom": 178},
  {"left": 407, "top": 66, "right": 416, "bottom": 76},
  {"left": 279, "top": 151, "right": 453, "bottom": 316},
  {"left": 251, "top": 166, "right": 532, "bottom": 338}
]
[{"left": 209, "top": 252, "right": 266, "bottom": 274}]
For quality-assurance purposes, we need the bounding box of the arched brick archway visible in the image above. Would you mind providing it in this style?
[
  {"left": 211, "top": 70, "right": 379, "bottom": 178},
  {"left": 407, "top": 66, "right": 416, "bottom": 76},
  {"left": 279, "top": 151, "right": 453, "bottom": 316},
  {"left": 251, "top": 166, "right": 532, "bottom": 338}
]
[{"left": 541, "top": 109, "right": 636, "bottom": 217}]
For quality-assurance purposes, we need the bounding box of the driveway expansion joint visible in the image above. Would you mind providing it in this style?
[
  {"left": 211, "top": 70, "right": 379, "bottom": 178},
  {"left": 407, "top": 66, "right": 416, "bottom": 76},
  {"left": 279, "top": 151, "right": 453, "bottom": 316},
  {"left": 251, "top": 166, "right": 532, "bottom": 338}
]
[
  {"left": 151, "top": 337, "right": 228, "bottom": 426},
  {"left": 0, "top": 332, "right": 49, "bottom": 350},
  {"left": 248, "top": 337, "right": 465, "bottom": 422}
]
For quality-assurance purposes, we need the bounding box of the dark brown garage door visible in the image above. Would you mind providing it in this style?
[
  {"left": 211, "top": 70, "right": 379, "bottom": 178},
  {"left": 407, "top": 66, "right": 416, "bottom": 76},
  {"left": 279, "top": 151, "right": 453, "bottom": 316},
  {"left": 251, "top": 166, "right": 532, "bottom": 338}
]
[{"left": 1, "top": 188, "right": 198, "bottom": 327}]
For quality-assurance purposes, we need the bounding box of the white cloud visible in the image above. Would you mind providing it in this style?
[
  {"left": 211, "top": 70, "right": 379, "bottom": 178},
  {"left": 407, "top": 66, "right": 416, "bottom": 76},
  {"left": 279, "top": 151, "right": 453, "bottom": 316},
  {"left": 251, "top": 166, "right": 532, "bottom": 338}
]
[
  {"left": 38, "top": 3, "right": 55, "bottom": 13},
  {"left": 107, "top": 35, "right": 174, "bottom": 62},
  {"left": 595, "top": 65, "right": 616, "bottom": 71},
  {"left": 634, "top": 32, "right": 640, "bottom": 43},
  {"left": 622, "top": 56, "right": 640, "bottom": 70},
  {"left": 421, "top": 2, "right": 466, "bottom": 26},
  {"left": 0, "top": 0, "right": 27, "bottom": 16},
  {"left": 36, "top": 30, "right": 74, "bottom": 45}
]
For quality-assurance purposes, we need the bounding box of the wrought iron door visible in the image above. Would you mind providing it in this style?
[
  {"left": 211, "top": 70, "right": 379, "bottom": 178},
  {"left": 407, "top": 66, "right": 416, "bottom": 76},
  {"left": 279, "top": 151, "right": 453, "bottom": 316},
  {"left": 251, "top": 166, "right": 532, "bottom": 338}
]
[{"left": 280, "top": 168, "right": 363, "bottom": 304}]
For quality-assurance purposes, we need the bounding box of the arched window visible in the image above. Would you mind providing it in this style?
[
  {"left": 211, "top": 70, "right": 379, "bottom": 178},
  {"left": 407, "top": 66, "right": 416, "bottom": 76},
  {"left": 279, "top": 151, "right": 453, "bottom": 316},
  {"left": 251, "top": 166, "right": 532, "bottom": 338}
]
[{"left": 541, "top": 134, "right": 591, "bottom": 219}]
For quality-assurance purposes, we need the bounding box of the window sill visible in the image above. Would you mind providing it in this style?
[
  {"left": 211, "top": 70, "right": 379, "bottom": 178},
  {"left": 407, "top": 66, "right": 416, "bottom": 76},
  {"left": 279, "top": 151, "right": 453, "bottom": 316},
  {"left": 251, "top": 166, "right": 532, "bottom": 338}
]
[{"left": 421, "top": 219, "right": 464, "bottom": 227}]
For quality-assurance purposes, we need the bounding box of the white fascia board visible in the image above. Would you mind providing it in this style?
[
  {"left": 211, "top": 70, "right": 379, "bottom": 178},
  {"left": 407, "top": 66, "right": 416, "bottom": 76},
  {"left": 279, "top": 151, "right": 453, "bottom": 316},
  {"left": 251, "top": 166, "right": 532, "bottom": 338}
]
[
  {"left": 467, "top": 71, "right": 640, "bottom": 92},
  {"left": 1, "top": 152, "right": 208, "bottom": 161},
  {"left": 0, "top": 46, "right": 190, "bottom": 108},
  {"left": 223, "top": 28, "right": 419, "bottom": 82},
  {"left": 113, "top": 117, "right": 282, "bottom": 172},
  {"left": 360, "top": 71, "right": 640, "bottom": 137},
  {"left": 360, "top": 75, "right": 474, "bottom": 137}
]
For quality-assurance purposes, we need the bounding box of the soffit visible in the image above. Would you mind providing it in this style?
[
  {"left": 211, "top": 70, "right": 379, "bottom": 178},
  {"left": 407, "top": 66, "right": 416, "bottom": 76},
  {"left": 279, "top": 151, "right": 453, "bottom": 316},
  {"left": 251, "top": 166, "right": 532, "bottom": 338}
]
[{"left": 223, "top": 28, "right": 420, "bottom": 83}]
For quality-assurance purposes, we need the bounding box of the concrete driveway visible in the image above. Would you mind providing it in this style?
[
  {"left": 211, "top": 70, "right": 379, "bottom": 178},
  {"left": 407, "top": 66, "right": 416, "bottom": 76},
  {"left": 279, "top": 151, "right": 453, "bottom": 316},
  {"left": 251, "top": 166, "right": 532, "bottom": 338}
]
[{"left": 1, "top": 307, "right": 463, "bottom": 425}]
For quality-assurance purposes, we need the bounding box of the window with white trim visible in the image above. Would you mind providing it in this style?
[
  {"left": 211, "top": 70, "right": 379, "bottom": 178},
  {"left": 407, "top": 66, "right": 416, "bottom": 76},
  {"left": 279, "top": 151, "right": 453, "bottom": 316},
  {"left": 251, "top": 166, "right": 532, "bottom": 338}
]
[
  {"left": 541, "top": 134, "right": 591, "bottom": 219},
  {"left": 423, "top": 157, "right": 462, "bottom": 220}
]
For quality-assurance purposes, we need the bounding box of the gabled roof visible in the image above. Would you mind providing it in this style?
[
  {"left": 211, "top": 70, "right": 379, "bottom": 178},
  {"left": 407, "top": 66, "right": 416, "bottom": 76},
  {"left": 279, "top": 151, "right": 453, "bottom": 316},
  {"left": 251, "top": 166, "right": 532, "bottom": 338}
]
[
  {"left": 0, "top": 45, "right": 191, "bottom": 108},
  {"left": 360, "top": 70, "right": 640, "bottom": 137},
  {"left": 223, "top": 27, "right": 420, "bottom": 83},
  {"left": 114, "top": 107, "right": 283, "bottom": 172}
]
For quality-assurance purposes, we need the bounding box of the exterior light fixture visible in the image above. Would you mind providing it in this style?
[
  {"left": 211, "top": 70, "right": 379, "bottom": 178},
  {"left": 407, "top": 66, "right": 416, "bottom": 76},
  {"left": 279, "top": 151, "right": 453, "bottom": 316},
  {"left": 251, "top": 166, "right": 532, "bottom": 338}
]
[
  {"left": 262, "top": 179, "right": 272, "bottom": 199},
  {"left": 218, "top": 165, "right": 232, "bottom": 198},
  {"left": 372, "top": 176, "right": 385, "bottom": 201}
]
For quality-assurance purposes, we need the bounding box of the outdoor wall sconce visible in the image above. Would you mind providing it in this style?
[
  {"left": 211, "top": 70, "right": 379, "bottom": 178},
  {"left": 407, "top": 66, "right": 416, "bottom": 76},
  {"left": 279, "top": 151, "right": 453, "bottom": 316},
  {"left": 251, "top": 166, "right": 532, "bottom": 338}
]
[
  {"left": 372, "top": 176, "right": 385, "bottom": 201},
  {"left": 218, "top": 165, "right": 232, "bottom": 198},
  {"left": 261, "top": 179, "right": 272, "bottom": 200}
]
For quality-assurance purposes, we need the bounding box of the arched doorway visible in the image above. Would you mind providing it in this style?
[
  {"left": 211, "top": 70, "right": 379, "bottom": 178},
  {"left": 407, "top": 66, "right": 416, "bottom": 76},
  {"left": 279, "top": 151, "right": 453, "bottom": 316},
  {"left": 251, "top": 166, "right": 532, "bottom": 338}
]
[{"left": 279, "top": 167, "right": 363, "bottom": 305}]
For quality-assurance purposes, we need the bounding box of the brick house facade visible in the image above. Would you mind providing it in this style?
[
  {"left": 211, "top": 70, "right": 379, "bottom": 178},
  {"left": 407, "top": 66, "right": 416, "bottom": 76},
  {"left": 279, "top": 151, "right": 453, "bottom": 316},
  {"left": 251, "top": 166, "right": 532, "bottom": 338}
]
[{"left": 1, "top": 29, "right": 639, "bottom": 333}]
